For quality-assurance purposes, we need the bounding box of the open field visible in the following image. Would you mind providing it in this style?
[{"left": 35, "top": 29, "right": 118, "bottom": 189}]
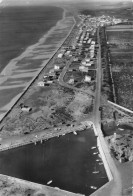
[
  {"left": 107, "top": 30, "right": 133, "bottom": 111},
  {"left": 0, "top": 82, "right": 93, "bottom": 138}
]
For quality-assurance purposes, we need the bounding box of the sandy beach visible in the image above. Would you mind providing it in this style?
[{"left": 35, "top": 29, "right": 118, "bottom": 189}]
[{"left": 0, "top": 9, "right": 75, "bottom": 120}]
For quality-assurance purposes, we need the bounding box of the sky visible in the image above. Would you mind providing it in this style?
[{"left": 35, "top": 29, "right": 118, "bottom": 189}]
[{"left": 0, "top": 0, "right": 132, "bottom": 6}]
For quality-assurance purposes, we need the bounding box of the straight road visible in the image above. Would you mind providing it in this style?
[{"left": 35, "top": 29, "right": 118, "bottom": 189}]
[{"left": 93, "top": 28, "right": 122, "bottom": 196}]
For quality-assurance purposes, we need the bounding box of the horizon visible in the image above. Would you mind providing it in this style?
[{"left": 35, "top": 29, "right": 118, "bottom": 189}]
[{"left": 0, "top": 0, "right": 132, "bottom": 7}]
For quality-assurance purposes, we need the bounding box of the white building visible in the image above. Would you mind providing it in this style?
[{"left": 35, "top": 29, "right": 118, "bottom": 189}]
[
  {"left": 81, "top": 61, "right": 86, "bottom": 66},
  {"left": 21, "top": 105, "right": 32, "bottom": 112},
  {"left": 84, "top": 75, "right": 91, "bottom": 82},
  {"left": 79, "top": 66, "right": 88, "bottom": 72},
  {"left": 85, "top": 63, "right": 92, "bottom": 67},
  {"left": 58, "top": 53, "right": 63, "bottom": 58},
  {"left": 46, "top": 81, "right": 53, "bottom": 84},
  {"left": 37, "top": 81, "right": 45, "bottom": 86},
  {"left": 85, "top": 58, "right": 90, "bottom": 63},
  {"left": 68, "top": 78, "right": 74, "bottom": 84},
  {"left": 54, "top": 65, "right": 60, "bottom": 70}
]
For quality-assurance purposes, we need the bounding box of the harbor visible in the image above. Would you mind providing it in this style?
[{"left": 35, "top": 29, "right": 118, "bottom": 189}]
[{"left": 0, "top": 128, "right": 108, "bottom": 196}]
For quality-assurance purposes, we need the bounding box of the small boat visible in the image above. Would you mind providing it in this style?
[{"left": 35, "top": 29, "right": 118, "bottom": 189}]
[
  {"left": 93, "top": 152, "right": 98, "bottom": 155},
  {"left": 99, "top": 162, "right": 103, "bottom": 165},
  {"left": 92, "top": 171, "right": 99, "bottom": 174},
  {"left": 90, "top": 186, "right": 97, "bottom": 190},
  {"left": 47, "top": 180, "right": 52, "bottom": 185},
  {"left": 91, "top": 146, "right": 96, "bottom": 149},
  {"left": 96, "top": 159, "right": 100, "bottom": 162},
  {"left": 92, "top": 164, "right": 99, "bottom": 174},
  {"left": 73, "top": 131, "right": 77, "bottom": 135}
]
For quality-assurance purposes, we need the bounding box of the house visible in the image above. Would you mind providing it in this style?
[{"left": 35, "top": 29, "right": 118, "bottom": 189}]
[
  {"left": 85, "top": 58, "right": 90, "bottom": 63},
  {"left": 68, "top": 78, "right": 74, "bottom": 84},
  {"left": 46, "top": 81, "right": 53, "bottom": 84},
  {"left": 58, "top": 53, "right": 63, "bottom": 58},
  {"left": 37, "top": 81, "right": 45, "bottom": 86},
  {"left": 79, "top": 66, "right": 88, "bottom": 72},
  {"left": 85, "top": 63, "right": 92, "bottom": 67},
  {"left": 43, "top": 75, "right": 48, "bottom": 79},
  {"left": 20, "top": 104, "right": 32, "bottom": 112},
  {"left": 54, "top": 65, "right": 60, "bottom": 70},
  {"left": 84, "top": 75, "right": 91, "bottom": 82},
  {"left": 81, "top": 61, "right": 86, "bottom": 66}
]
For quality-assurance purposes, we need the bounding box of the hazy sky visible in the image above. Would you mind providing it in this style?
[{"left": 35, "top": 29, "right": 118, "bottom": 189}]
[{"left": 0, "top": 0, "right": 132, "bottom": 6}]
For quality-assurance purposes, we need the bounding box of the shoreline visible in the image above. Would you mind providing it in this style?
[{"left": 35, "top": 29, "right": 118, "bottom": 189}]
[
  {"left": 0, "top": 8, "right": 75, "bottom": 120},
  {"left": 0, "top": 7, "right": 66, "bottom": 78},
  {"left": 0, "top": 6, "right": 64, "bottom": 74}
]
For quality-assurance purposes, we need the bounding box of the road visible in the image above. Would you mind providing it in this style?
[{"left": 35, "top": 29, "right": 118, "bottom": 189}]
[
  {"left": 93, "top": 28, "right": 122, "bottom": 196},
  {"left": 93, "top": 28, "right": 102, "bottom": 126},
  {"left": 58, "top": 28, "right": 122, "bottom": 195}
]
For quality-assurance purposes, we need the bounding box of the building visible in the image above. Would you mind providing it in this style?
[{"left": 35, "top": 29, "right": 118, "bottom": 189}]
[
  {"left": 68, "top": 78, "right": 74, "bottom": 84},
  {"left": 84, "top": 75, "right": 91, "bottom": 82},
  {"left": 58, "top": 53, "right": 63, "bottom": 58},
  {"left": 85, "top": 63, "right": 92, "bottom": 67},
  {"left": 79, "top": 66, "right": 88, "bottom": 72},
  {"left": 85, "top": 58, "right": 90, "bottom": 63},
  {"left": 20, "top": 104, "right": 32, "bottom": 112},
  {"left": 54, "top": 65, "right": 60, "bottom": 70},
  {"left": 37, "top": 81, "right": 45, "bottom": 86}
]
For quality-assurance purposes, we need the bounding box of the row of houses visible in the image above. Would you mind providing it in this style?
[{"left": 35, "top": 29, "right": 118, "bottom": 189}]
[{"left": 37, "top": 65, "right": 62, "bottom": 87}]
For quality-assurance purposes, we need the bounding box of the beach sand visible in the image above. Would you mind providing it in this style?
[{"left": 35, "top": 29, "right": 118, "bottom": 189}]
[{"left": 0, "top": 9, "right": 74, "bottom": 120}]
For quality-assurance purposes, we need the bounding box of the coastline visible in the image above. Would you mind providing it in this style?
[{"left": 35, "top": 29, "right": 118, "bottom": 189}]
[
  {"left": 0, "top": 8, "right": 75, "bottom": 120},
  {"left": 0, "top": 8, "right": 66, "bottom": 78}
]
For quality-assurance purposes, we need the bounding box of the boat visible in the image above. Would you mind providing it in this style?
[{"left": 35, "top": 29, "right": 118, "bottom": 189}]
[
  {"left": 73, "top": 131, "right": 77, "bottom": 135},
  {"left": 47, "top": 180, "right": 52, "bottom": 185},
  {"left": 90, "top": 186, "right": 97, "bottom": 189},
  {"left": 99, "top": 162, "right": 103, "bottom": 165},
  {"left": 92, "top": 170, "right": 99, "bottom": 174},
  {"left": 96, "top": 159, "right": 100, "bottom": 162},
  {"left": 92, "top": 165, "right": 99, "bottom": 174},
  {"left": 91, "top": 146, "right": 96, "bottom": 149},
  {"left": 93, "top": 152, "right": 98, "bottom": 155}
]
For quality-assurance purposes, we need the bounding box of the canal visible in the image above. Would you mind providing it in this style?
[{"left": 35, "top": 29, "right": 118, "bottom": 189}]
[{"left": 0, "top": 129, "right": 108, "bottom": 195}]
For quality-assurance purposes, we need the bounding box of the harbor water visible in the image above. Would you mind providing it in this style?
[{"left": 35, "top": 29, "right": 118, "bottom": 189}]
[{"left": 0, "top": 129, "right": 108, "bottom": 195}]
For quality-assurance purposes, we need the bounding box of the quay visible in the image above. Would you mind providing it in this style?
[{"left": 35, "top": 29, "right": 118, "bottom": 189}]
[{"left": 0, "top": 123, "right": 89, "bottom": 152}]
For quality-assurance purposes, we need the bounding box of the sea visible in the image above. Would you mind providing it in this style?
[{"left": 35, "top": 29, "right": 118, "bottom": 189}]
[
  {"left": 0, "top": 5, "right": 74, "bottom": 119},
  {"left": 0, "top": 6, "right": 63, "bottom": 72}
]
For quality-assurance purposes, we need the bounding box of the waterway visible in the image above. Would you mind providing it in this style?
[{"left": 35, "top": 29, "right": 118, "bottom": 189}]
[{"left": 0, "top": 129, "right": 108, "bottom": 195}]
